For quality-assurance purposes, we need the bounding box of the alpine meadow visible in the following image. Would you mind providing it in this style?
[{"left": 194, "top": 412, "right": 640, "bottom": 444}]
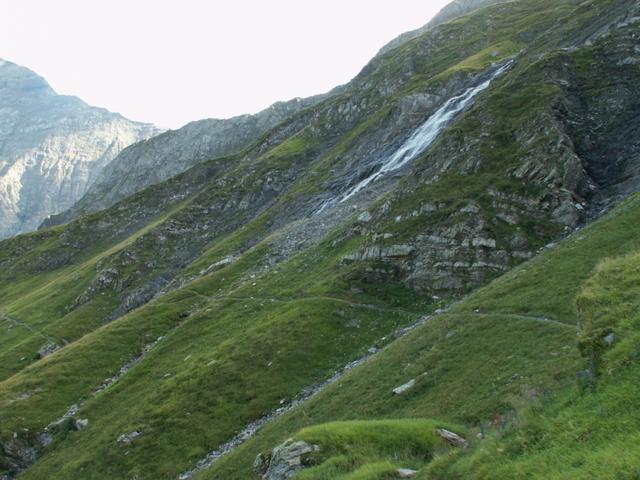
[{"left": 1, "top": 0, "right": 640, "bottom": 479}]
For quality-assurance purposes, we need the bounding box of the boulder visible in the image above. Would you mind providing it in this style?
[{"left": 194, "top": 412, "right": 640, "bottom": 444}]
[
  {"left": 74, "top": 418, "right": 89, "bottom": 430},
  {"left": 37, "top": 342, "right": 60, "bottom": 359},
  {"left": 392, "top": 379, "right": 416, "bottom": 395},
  {"left": 397, "top": 468, "right": 418, "bottom": 478},
  {"left": 357, "top": 211, "right": 372, "bottom": 223},
  {"left": 436, "top": 428, "right": 468, "bottom": 448},
  {"left": 254, "top": 439, "right": 319, "bottom": 479},
  {"left": 116, "top": 431, "right": 141, "bottom": 445}
]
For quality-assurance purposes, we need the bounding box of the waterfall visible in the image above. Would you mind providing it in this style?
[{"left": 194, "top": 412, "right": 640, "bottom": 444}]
[{"left": 316, "top": 61, "right": 513, "bottom": 214}]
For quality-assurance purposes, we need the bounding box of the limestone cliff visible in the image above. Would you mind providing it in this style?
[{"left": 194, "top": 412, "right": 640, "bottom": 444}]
[{"left": 0, "top": 59, "right": 159, "bottom": 239}]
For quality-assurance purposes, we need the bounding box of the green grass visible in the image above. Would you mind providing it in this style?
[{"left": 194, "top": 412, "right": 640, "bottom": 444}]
[
  {"left": 0, "top": 197, "right": 196, "bottom": 382},
  {"left": 418, "top": 238, "right": 640, "bottom": 479},
  {"left": 289, "top": 419, "right": 461, "bottom": 479},
  {"left": 205, "top": 311, "right": 579, "bottom": 479},
  {"left": 205, "top": 192, "right": 640, "bottom": 479},
  {"left": 432, "top": 41, "right": 521, "bottom": 81},
  {"left": 11, "top": 297, "right": 416, "bottom": 479},
  {"left": 0, "top": 0, "right": 635, "bottom": 478},
  {"left": 1, "top": 221, "right": 423, "bottom": 478}
]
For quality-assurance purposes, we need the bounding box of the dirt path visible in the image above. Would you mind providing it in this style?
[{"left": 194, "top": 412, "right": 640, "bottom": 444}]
[
  {"left": 185, "top": 290, "right": 422, "bottom": 317},
  {"left": 0, "top": 312, "right": 56, "bottom": 343},
  {"left": 175, "top": 306, "right": 577, "bottom": 479}
]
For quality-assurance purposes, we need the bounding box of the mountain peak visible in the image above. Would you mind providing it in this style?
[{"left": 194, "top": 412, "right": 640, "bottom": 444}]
[
  {"left": 377, "top": 0, "right": 505, "bottom": 56},
  {"left": 0, "top": 60, "right": 159, "bottom": 238},
  {"left": 0, "top": 58, "right": 55, "bottom": 99}
]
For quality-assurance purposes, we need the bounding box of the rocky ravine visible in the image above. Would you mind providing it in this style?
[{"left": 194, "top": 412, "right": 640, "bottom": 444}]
[{"left": 0, "top": 59, "right": 159, "bottom": 239}]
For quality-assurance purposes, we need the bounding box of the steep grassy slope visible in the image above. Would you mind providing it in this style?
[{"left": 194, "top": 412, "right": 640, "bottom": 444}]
[
  {"left": 1, "top": 231, "right": 427, "bottom": 478},
  {"left": 206, "top": 193, "right": 640, "bottom": 480},
  {"left": 1, "top": 0, "right": 639, "bottom": 478},
  {"left": 421, "top": 218, "right": 640, "bottom": 478}
]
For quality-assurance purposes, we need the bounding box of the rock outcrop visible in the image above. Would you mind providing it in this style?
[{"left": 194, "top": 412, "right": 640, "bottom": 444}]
[
  {"left": 253, "top": 439, "right": 319, "bottom": 480},
  {"left": 0, "top": 59, "right": 159, "bottom": 239},
  {"left": 436, "top": 428, "right": 469, "bottom": 448}
]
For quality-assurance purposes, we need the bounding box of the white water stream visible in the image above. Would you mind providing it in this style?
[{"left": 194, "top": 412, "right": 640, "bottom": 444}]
[{"left": 317, "top": 61, "right": 513, "bottom": 213}]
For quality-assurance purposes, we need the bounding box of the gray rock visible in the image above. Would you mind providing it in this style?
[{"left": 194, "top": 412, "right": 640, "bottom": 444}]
[
  {"left": 116, "top": 431, "right": 141, "bottom": 445},
  {"left": 0, "top": 436, "right": 39, "bottom": 472},
  {"left": 343, "top": 244, "right": 415, "bottom": 262},
  {"left": 397, "top": 468, "right": 418, "bottom": 478},
  {"left": 201, "top": 256, "right": 237, "bottom": 275},
  {"left": 472, "top": 237, "right": 497, "bottom": 248},
  {"left": 50, "top": 95, "right": 328, "bottom": 225},
  {"left": 461, "top": 203, "right": 480, "bottom": 214},
  {"left": 74, "top": 418, "right": 89, "bottom": 430},
  {"left": 253, "top": 452, "right": 270, "bottom": 477},
  {"left": 436, "top": 428, "right": 468, "bottom": 448},
  {"left": 357, "top": 210, "right": 372, "bottom": 222},
  {"left": 393, "top": 379, "right": 416, "bottom": 395},
  {"left": 37, "top": 433, "right": 53, "bottom": 447},
  {"left": 37, "top": 342, "right": 60, "bottom": 359},
  {"left": 256, "top": 439, "right": 319, "bottom": 480}
]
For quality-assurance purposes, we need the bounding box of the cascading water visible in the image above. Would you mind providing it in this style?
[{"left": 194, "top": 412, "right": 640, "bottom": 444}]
[{"left": 316, "top": 61, "right": 513, "bottom": 214}]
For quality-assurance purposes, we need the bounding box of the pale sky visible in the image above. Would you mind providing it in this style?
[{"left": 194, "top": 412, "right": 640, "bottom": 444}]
[{"left": 0, "top": 0, "right": 451, "bottom": 129}]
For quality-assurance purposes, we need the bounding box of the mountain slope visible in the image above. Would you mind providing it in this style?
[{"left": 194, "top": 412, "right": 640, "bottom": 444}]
[
  {"left": 0, "top": 59, "right": 159, "bottom": 239},
  {"left": 46, "top": 95, "right": 329, "bottom": 225},
  {"left": 208, "top": 191, "right": 640, "bottom": 479},
  {"left": 0, "top": 0, "right": 638, "bottom": 478},
  {"left": 377, "top": 0, "right": 506, "bottom": 56}
]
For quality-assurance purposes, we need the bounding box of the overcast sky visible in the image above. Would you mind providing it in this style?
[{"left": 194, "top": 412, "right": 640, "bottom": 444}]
[{"left": 1, "top": 0, "right": 450, "bottom": 129}]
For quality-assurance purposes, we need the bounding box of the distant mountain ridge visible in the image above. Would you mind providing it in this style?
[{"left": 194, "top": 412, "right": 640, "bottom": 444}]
[
  {"left": 377, "top": 0, "right": 506, "bottom": 56},
  {"left": 0, "top": 59, "right": 159, "bottom": 239},
  {"left": 46, "top": 94, "right": 329, "bottom": 225}
]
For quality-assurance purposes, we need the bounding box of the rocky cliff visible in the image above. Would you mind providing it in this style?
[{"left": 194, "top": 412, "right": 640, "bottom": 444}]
[{"left": 0, "top": 59, "right": 159, "bottom": 239}]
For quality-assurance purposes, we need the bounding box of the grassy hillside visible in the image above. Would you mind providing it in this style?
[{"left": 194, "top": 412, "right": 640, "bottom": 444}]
[
  {"left": 205, "top": 194, "right": 640, "bottom": 479},
  {"left": 1, "top": 0, "right": 638, "bottom": 478}
]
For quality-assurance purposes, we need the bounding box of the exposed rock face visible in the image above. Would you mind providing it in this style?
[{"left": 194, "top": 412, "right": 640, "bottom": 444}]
[
  {"left": 0, "top": 436, "right": 38, "bottom": 474},
  {"left": 116, "top": 431, "right": 141, "bottom": 445},
  {"left": 48, "top": 95, "right": 328, "bottom": 225},
  {"left": 337, "top": 4, "right": 640, "bottom": 297},
  {"left": 74, "top": 419, "right": 89, "bottom": 430},
  {"left": 0, "top": 59, "right": 159, "bottom": 239},
  {"left": 254, "top": 439, "right": 319, "bottom": 480}
]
